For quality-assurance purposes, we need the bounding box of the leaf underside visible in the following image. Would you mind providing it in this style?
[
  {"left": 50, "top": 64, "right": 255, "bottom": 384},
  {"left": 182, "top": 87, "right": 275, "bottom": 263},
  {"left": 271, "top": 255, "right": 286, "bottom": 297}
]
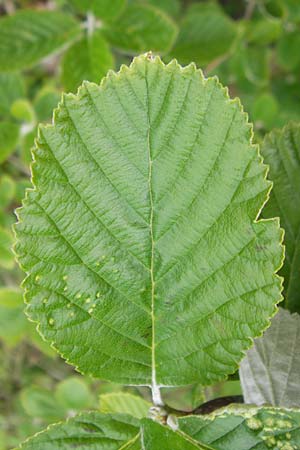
[
  {"left": 15, "top": 54, "right": 283, "bottom": 389},
  {"left": 178, "top": 405, "right": 300, "bottom": 450},
  {"left": 261, "top": 123, "right": 300, "bottom": 313},
  {"left": 240, "top": 307, "right": 300, "bottom": 407}
]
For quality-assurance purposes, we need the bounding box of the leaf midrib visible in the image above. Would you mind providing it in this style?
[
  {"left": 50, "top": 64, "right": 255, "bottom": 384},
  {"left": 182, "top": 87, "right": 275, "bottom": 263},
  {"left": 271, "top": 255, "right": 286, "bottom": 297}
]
[{"left": 144, "top": 61, "right": 159, "bottom": 404}]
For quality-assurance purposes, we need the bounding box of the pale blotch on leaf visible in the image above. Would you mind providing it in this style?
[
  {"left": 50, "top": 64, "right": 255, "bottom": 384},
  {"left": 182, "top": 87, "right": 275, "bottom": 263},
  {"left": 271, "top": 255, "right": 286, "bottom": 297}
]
[{"left": 246, "top": 417, "right": 263, "bottom": 430}]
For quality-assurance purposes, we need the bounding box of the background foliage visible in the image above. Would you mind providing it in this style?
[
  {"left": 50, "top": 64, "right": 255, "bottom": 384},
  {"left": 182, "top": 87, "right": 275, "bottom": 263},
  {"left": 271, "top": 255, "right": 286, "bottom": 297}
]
[{"left": 0, "top": 0, "right": 300, "bottom": 448}]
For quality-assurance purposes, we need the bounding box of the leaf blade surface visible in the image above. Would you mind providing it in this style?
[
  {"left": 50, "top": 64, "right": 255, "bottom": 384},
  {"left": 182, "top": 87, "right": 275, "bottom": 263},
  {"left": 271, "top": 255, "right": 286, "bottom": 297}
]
[{"left": 15, "top": 55, "right": 283, "bottom": 389}]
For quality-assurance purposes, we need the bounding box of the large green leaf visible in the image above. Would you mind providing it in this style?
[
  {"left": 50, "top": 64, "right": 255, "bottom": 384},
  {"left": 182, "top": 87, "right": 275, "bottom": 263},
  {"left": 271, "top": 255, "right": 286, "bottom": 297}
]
[
  {"left": 17, "top": 412, "right": 140, "bottom": 449},
  {"left": 178, "top": 405, "right": 300, "bottom": 449},
  {"left": 240, "top": 308, "right": 300, "bottom": 407},
  {"left": 261, "top": 123, "right": 300, "bottom": 312},
  {"left": 61, "top": 31, "right": 114, "bottom": 93},
  {"left": 170, "top": 3, "right": 237, "bottom": 66},
  {"left": 0, "top": 11, "right": 80, "bottom": 72},
  {"left": 103, "top": 4, "right": 178, "bottom": 53},
  {"left": 15, "top": 55, "right": 283, "bottom": 396}
]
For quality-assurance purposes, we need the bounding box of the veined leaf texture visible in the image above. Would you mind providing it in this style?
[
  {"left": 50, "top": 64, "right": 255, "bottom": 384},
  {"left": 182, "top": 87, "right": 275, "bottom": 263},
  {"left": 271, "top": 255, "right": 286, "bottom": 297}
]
[{"left": 15, "top": 55, "right": 283, "bottom": 397}]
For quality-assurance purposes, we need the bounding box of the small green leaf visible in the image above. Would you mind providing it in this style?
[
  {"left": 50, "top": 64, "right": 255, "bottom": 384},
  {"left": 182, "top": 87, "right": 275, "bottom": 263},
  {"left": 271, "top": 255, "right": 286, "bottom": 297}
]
[
  {"left": 261, "top": 123, "right": 300, "bottom": 312},
  {"left": 0, "top": 175, "right": 16, "bottom": 210},
  {"left": 15, "top": 55, "right": 283, "bottom": 391},
  {"left": 246, "top": 17, "right": 282, "bottom": 46},
  {"left": 21, "top": 127, "right": 37, "bottom": 166},
  {"left": 0, "top": 73, "right": 25, "bottom": 118},
  {"left": 0, "top": 288, "right": 27, "bottom": 346},
  {"left": 0, "top": 10, "right": 80, "bottom": 72},
  {"left": 15, "top": 178, "right": 32, "bottom": 205},
  {"left": 284, "top": 0, "right": 300, "bottom": 21},
  {"left": 252, "top": 92, "right": 279, "bottom": 129},
  {"left": 179, "top": 405, "right": 300, "bottom": 449},
  {"left": 0, "top": 121, "right": 19, "bottom": 163},
  {"left": 240, "top": 308, "right": 300, "bottom": 407},
  {"left": 20, "top": 386, "right": 66, "bottom": 421},
  {"left": 277, "top": 29, "right": 300, "bottom": 71},
  {"left": 34, "top": 88, "right": 61, "bottom": 123},
  {"left": 171, "top": 3, "right": 237, "bottom": 66},
  {"left": 18, "top": 412, "right": 140, "bottom": 449},
  {"left": 161, "top": 384, "right": 204, "bottom": 413},
  {"left": 11, "top": 99, "right": 36, "bottom": 124},
  {"left": 55, "top": 377, "right": 92, "bottom": 410},
  {"left": 241, "top": 45, "right": 270, "bottom": 87},
  {"left": 99, "top": 392, "right": 151, "bottom": 419},
  {"left": 103, "top": 4, "right": 178, "bottom": 53},
  {"left": 69, "top": 0, "right": 127, "bottom": 22},
  {"left": 0, "top": 227, "right": 14, "bottom": 269},
  {"left": 61, "top": 31, "right": 114, "bottom": 93},
  {"left": 141, "top": 0, "right": 181, "bottom": 18}
]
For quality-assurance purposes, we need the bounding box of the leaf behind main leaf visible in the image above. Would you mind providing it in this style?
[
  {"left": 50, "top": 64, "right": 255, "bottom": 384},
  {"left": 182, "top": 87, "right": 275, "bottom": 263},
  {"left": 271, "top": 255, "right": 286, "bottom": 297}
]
[
  {"left": 15, "top": 54, "right": 283, "bottom": 390},
  {"left": 240, "top": 308, "right": 300, "bottom": 407}
]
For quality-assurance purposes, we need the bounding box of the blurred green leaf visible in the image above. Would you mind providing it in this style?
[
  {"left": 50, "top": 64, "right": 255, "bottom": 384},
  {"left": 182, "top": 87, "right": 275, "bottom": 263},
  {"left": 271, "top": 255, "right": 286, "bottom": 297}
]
[
  {"left": 0, "top": 227, "right": 14, "bottom": 270},
  {"left": 11, "top": 99, "right": 36, "bottom": 124},
  {"left": 61, "top": 31, "right": 114, "bottom": 93},
  {"left": 0, "top": 10, "right": 81, "bottom": 72},
  {"left": 141, "top": 0, "right": 181, "bottom": 18},
  {"left": 260, "top": 0, "right": 286, "bottom": 18},
  {"left": 161, "top": 384, "right": 204, "bottom": 413},
  {"left": 277, "top": 28, "right": 300, "bottom": 71},
  {"left": 15, "top": 178, "right": 32, "bottom": 204},
  {"left": 20, "top": 386, "right": 66, "bottom": 420},
  {"left": 21, "top": 128, "right": 37, "bottom": 166},
  {"left": 284, "top": 0, "right": 300, "bottom": 21},
  {"left": 241, "top": 45, "right": 270, "bottom": 87},
  {"left": 69, "top": 0, "right": 127, "bottom": 21},
  {"left": 0, "top": 288, "right": 27, "bottom": 345},
  {"left": 55, "top": 377, "right": 92, "bottom": 410},
  {"left": 171, "top": 3, "right": 237, "bottom": 66},
  {"left": 0, "top": 175, "right": 16, "bottom": 210},
  {"left": 103, "top": 3, "right": 178, "bottom": 53},
  {"left": 34, "top": 88, "right": 61, "bottom": 122},
  {"left": 0, "top": 121, "right": 19, "bottom": 164},
  {"left": 99, "top": 392, "right": 151, "bottom": 419},
  {"left": 0, "top": 73, "right": 25, "bottom": 118},
  {"left": 261, "top": 123, "right": 300, "bottom": 312},
  {"left": 252, "top": 92, "right": 279, "bottom": 129},
  {"left": 246, "top": 17, "right": 282, "bottom": 45}
]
